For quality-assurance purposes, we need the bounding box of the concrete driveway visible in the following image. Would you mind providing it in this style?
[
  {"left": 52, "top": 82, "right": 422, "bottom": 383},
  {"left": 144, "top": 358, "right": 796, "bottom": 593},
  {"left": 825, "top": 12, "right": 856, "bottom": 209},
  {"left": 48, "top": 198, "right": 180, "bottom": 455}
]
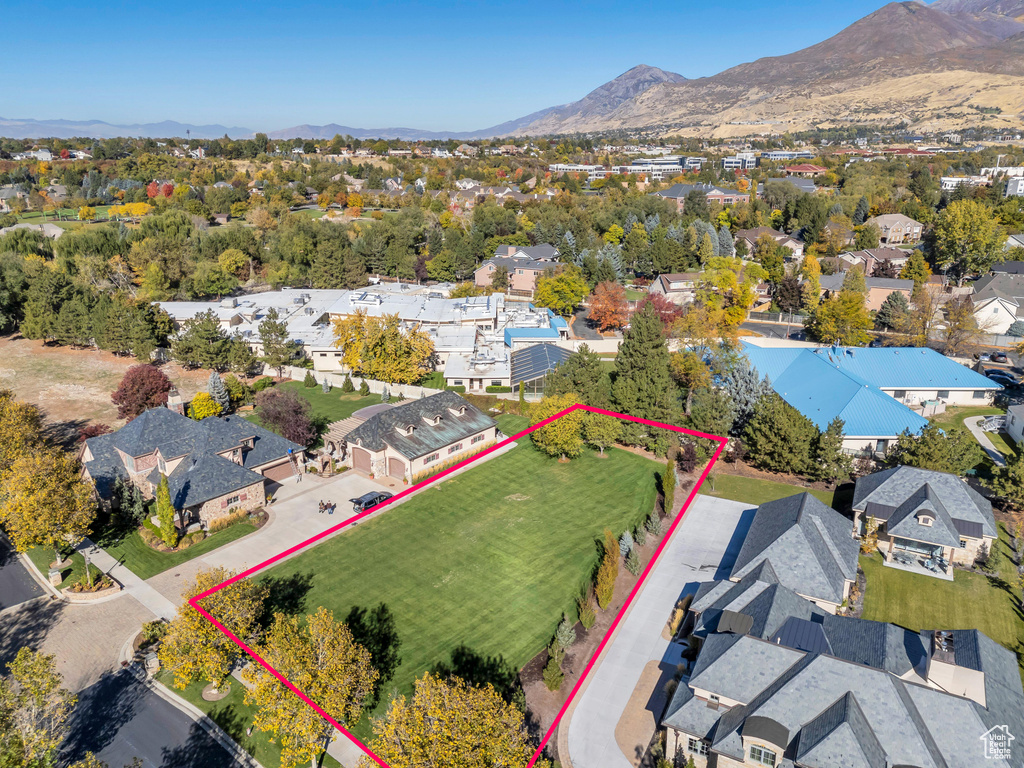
[
  {"left": 147, "top": 471, "right": 391, "bottom": 606},
  {"left": 564, "top": 495, "right": 754, "bottom": 768}
]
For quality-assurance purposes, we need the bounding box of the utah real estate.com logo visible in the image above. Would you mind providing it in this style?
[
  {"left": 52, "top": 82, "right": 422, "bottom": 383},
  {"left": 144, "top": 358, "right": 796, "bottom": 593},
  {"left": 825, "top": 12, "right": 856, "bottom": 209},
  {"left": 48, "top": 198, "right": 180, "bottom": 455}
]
[{"left": 980, "top": 724, "right": 1015, "bottom": 761}]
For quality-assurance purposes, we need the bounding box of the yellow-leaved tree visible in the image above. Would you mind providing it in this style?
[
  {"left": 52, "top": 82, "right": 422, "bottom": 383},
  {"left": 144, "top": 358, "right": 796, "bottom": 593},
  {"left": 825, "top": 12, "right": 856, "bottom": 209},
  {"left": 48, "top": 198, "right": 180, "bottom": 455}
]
[
  {"left": 0, "top": 447, "right": 95, "bottom": 565},
  {"left": 159, "top": 567, "right": 268, "bottom": 691},
  {"left": 362, "top": 673, "right": 550, "bottom": 768},
  {"left": 332, "top": 312, "right": 435, "bottom": 384},
  {"left": 529, "top": 392, "right": 584, "bottom": 460},
  {"left": 187, "top": 392, "right": 222, "bottom": 420},
  {"left": 243, "top": 607, "right": 377, "bottom": 768},
  {"left": 0, "top": 648, "right": 77, "bottom": 768},
  {"left": 0, "top": 389, "right": 45, "bottom": 477}
]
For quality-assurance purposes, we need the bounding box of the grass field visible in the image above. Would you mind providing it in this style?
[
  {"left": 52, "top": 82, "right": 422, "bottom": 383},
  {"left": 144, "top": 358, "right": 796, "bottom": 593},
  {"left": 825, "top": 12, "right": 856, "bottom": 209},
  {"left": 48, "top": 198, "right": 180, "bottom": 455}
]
[
  {"left": 98, "top": 523, "right": 258, "bottom": 580},
  {"left": 247, "top": 381, "right": 383, "bottom": 427},
  {"left": 861, "top": 523, "right": 1024, "bottom": 684},
  {"left": 154, "top": 673, "right": 340, "bottom": 768},
  {"left": 698, "top": 472, "right": 835, "bottom": 508},
  {"left": 928, "top": 405, "right": 1004, "bottom": 432},
  {"left": 252, "top": 414, "right": 661, "bottom": 739},
  {"left": 25, "top": 545, "right": 91, "bottom": 589}
]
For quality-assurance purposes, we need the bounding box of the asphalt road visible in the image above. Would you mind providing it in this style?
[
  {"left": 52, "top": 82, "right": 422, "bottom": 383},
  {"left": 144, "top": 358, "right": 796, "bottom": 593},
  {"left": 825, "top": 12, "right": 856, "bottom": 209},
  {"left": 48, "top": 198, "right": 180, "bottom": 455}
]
[
  {"left": 0, "top": 539, "right": 44, "bottom": 613},
  {"left": 62, "top": 671, "right": 242, "bottom": 768},
  {"left": 740, "top": 320, "right": 807, "bottom": 340}
]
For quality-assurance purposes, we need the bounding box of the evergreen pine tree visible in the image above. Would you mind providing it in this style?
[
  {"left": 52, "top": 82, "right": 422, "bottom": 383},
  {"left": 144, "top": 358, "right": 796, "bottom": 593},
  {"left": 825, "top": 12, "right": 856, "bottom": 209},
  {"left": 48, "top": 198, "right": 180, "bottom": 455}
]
[
  {"left": 310, "top": 247, "right": 345, "bottom": 289},
  {"left": 812, "top": 417, "right": 852, "bottom": 484},
  {"left": 155, "top": 474, "right": 177, "bottom": 547},
  {"left": 208, "top": 371, "right": 230, "bottom": 411},
  {"left": 853, "top": 196, "right": 870, "bottom": 226},
  {"left": 612, "top": 302, "right": 673, "bottom": 446},
  {"left": 743, "top": 393, "right": 817, "bottom": 474},
  {"left": 876, "top": 291, "right": 909, "bottom": 330},
  {"left": 54, "top": 297, "right": 92, "bottom": 347},
  {"left": 718, "top": 225, "right": 735, "bottom": 257},
  {"left": 720, "top": 359, "right": 771, "bottom": 435},
  {"left": 342, "top": 375, "right": 355, "bottom": 393}
]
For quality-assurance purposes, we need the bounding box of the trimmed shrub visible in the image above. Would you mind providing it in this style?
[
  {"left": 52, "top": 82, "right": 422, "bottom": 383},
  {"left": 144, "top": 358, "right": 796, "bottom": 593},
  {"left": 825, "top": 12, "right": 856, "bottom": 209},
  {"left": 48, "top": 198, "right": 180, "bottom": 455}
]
[
  {"left": 595, "top": 529, "right": 618, "bottom": 610},
  {"left": 555, "top": 614, "right": 577, "bottom": 650},
  {"left": 542, "top": 656, "right": 564, "bottom": 691},
  {"left": 321, "top": 377, "right": 332, "bottom": 393},
  {"left": 634, "top": 524, "right": 647, "bottom": 546},
  {"left": 445, "top": 385, "right": 466, "bottom": 393},
  {"left": 253, "top": 376, "right": 276, "bottom": 392},
  {"left": 485, "top": 385, "right": 513, "bottom": 393},
  {"left": 358, "top": 380, "right": 371, "bottom": 396},
  {"left": 139, "top": 527, "right": 159, "bottom": 547},
  {"left": 662, "top": 459, "right": 675, "bottom": 514},
  {"left": 409, "top": 441, "right": 495, "bottom": 485},
  {"left": 577, "top": 596, "right": 596, "bottom": 630},
  {"left": 141, "top": 620, "right": 167, "bottom": 644},
  {"left": 303, "top": 370, "right": 317, "bottom": 388},
  {"left": 625, "top": 548, "right": 642, "bottom": 576},
  {"left": 619, "top": 530, "right": 634, "bottom": 558},
  {"left": 208, "top": 508, "right": 251, "bottom": 533},
  {"left": 646, "top": 514, "right": 663, "bottom": 538},
  {"left": 341, "top": 375, "right": 355, "bottom": 393}
]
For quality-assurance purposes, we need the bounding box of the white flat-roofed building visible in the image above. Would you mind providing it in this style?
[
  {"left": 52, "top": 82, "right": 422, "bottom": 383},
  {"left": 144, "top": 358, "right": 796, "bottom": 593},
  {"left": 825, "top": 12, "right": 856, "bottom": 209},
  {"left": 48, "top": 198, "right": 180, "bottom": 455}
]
[{"left": 548, "top": 163, "right": 607, "bottom": 182}]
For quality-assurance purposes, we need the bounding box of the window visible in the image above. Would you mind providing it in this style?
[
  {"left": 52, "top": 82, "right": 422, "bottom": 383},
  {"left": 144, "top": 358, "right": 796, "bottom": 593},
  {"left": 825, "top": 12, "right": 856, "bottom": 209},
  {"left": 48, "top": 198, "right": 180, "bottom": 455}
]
[
  {"left": 973, "top": 390, "right": 987, "bottom": 399},
  {"left": 226, "top": 495, "right": 240, "bottom": 506},
  {"left": 471, "top": 434, "right": 486, "bottom": 445},
  {"left": 937, "top": 390, "right": 950, "bottom": 399},
  {"left": 708, "top": 694, "right": 720, "bottom": 704},
  {"left": 960, "top": 538, "right": 968, "bottom": 549},
  {"left": 490, "top": 380, "right": 502, "bottom": 387},
  {"left": 453, "top": 380, "right": 463, "bottom": 386},
  {"left": 424, "top": 453, "right": 439, "bottom": 464},
  {"left": 517, "top": 269, "right": 524, "bottom": 275},
  {"left": 687, "top": 738, "right": 708, "bottom": 756},
  {"left": 893, "top": 390, "right": 907, "bottom": 399},
  {"left": 749, "top": 745, "right": 777, "bottom": 767},
  {"left": 993, "top": 307, "right": 999, "bottom": 314},
  {"left": 448, "top": 443, "right": 463, "bottom": 455}
]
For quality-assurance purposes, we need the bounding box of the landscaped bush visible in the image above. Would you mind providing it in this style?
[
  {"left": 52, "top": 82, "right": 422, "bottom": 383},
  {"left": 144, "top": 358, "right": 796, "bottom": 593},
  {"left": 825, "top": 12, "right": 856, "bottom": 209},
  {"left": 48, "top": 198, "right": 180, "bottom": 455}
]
[
  {"left": 141, "top": 620, "right": 168, "bottom": 645},
  {"left": 252, "top": 376, "right": 276, "bottom": 392},
  {"left": 485, "top": 386, "right": 512, "bottom": 393},
  {"left": 543, "top": 641, "right": 565, "bottom": 691},
  {"left": 625, "top": 548, "right": 642, "bottom": 576},
  {"left": 619, "top": 531, "right": 634, "bottom": 558},
  {"left": 634, "top": 523, "right": 647, "bottom": 546},
  {"left": 577, "top": 595, "right": 596, "bottom": 629},
  {"left": 555, "top": 614, "right": 576, "bottom": 650},
  {"left": 177, "top": 531, "right": 206, "bottom": 549},
  {"left": 595, "top": 529, "right": 618, "bottom": 610},
  {"left": 445, "top": 385, "right": 466, "bottom": 393},
  {"left": 359, "top": 380, "right": 371, "bottom": 396},
  {"left": 303, "top": 370, "right": 317, "bottom": 388},
  {"left": 646, "top": 514, "right": 663, "bottom": 538},
  {"left": 341, "top": 375, "right": 355, "bottom": 393},
  {"left": 208, "top": 507, "right": 251, "bottom": 533},
  {"left": 409, "top": 442, "right": 495, "bottom": 485},
  {"left": 68, "top": 565, "right": 112, "bottom": 592}
]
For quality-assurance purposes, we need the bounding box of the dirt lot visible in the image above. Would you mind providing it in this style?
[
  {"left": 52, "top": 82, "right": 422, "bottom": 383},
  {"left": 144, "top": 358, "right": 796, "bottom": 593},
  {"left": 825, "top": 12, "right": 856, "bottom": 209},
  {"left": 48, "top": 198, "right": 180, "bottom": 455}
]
[{"left": 0, "top": 335, "right": 210, "bottom": 435}]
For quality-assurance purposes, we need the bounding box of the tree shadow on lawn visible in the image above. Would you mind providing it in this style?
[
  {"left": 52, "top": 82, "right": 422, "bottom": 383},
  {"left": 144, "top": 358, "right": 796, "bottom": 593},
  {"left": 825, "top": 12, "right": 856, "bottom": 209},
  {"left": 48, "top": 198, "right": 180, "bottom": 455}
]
[
  {"left": 41, "top": 417, "right": 90, "bottom": 450},
  {"left": 430, "top": 644, "right": 522, "bottom": 707},
  {"left": 345, "top": 603, "right": 402, "bottom": 709},
  {"left": 258, "top": 571, "right": 315, "bottom": 626}
]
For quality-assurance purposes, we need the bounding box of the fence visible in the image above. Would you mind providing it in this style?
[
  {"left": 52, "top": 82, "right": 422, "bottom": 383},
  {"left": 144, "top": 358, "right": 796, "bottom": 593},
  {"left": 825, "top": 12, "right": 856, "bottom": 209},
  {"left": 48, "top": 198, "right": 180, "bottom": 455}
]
[{"left": 270, "top": 365, "right": 446, "bottom": 401}]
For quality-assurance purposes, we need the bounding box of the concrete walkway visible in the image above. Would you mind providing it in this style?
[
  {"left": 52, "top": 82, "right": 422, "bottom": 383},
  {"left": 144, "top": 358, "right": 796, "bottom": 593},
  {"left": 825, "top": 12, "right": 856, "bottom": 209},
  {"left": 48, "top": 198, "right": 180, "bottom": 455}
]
[
  {"left": 964, "top": 416, "right": 1007, "bottom": 467},
  {"left": 565, "top": 495, "right": 754, "bottom": 768},
  {"left": 76, "top": 538, "right": 178, "bottom": 620}
]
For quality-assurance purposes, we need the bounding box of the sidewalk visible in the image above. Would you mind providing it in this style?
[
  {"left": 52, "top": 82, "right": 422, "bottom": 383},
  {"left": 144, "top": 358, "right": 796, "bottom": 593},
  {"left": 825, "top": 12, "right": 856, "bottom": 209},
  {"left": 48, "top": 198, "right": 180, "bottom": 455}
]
[
  {"left": 964, "top": 416, "right": 1007, "bottom": 468},
  {"left": 76, "top": 538, "right": 178, "bottom": 620}
]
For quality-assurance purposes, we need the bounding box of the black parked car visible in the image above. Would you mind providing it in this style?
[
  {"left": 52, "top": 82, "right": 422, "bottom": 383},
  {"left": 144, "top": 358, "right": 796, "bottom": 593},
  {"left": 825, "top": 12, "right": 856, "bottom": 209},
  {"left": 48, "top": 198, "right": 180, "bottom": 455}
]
[
  {"left": 350, "top": 491, "right": 394, "bottom": 513},
  {"left": 992, "top": 352, "right": 1008, "bottom": 364}
]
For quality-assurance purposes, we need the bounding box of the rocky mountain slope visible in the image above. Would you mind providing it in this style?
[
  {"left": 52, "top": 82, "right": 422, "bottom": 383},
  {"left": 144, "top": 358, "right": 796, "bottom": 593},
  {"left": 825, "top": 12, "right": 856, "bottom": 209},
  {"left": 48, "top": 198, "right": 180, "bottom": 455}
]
[
  {"left": 930, "top": 0, "right": 1024, "bottom": 37},
  {"left": 508, "top": 1, "right": 1024, "bottom": 137}
]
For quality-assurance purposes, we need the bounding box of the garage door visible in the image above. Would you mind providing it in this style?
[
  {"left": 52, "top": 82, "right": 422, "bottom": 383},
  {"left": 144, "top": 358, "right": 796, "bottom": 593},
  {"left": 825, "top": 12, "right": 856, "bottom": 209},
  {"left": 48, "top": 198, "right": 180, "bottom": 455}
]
[
  {"left": 262, "top": 460, "right": 295, "bottom": 482},
  {"left": 387, "top": 458, "right": 405, "bottom": 479},
  {"left": 352, "top": 448, "right": 371, "bottom": 473}
]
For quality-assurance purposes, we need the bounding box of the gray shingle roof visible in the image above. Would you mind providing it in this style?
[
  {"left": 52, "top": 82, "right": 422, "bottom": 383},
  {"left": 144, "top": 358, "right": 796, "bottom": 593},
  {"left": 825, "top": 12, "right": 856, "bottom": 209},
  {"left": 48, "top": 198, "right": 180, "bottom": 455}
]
[
  {"left": 730, "top": 493, "right": 859, "bottom": 605},
  {"left": 343, "top": 391, "right": 496, "bottom": 460},
  {"left": 795, "top": 692, "right": 887, "bottom": 768},
  {"left": 83, "top": 408, "right": 302, "bottom": 509},
  {"left": 853, "top": 467, "right": 996, "bottom": 540},
  {"left": 885, "top": 483, "right": 961, "bottom": 548}
]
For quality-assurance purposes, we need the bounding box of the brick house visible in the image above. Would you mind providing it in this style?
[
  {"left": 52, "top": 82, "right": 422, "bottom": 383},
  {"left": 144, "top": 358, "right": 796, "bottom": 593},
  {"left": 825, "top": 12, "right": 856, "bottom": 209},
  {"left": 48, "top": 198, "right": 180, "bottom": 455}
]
[
  {"left": 342, "top": 392, "right": 498, "bottom": 482},
  {"left": 650, "top": 183, "right": 750, "bottom": 212},
  {"left": 81, "top": 407, "right": 304, "bottom": 529}
]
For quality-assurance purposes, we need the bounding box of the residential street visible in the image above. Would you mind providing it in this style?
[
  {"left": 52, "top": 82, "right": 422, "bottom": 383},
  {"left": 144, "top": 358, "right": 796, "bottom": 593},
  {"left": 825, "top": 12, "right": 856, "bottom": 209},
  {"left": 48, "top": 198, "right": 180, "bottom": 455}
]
[
  {"left": 0, "top": 539, "right": 43, "bottom": 613},
  {"left": 564, "top": 495, "right": 754, "bottom": 768}
]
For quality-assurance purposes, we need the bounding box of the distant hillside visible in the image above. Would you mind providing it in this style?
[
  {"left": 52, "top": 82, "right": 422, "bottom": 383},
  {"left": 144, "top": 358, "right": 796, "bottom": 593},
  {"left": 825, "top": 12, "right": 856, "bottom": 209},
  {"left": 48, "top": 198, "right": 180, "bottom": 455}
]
[
  {"left": 265, "top": 124, "right": 481, "bottom": 141},
  {"left": 508, "top": 1, "right": 1024, "bottom": 137},
  {"left": 930, "top": 0, "right": 1024, "bottom": 37},
  {"left": 0, "top": 117, "right": 253, "bottom": 140}
]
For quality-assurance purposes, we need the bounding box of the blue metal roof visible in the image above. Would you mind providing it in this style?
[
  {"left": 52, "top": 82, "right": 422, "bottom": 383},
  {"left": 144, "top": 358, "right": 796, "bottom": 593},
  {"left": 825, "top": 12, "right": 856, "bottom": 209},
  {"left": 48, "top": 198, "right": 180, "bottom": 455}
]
[
  {"left": 740, "top": 343, "right": 993, "bottom": 438},
  {"left": 504, "top": 327, "right": 560, "bottom": 347}
]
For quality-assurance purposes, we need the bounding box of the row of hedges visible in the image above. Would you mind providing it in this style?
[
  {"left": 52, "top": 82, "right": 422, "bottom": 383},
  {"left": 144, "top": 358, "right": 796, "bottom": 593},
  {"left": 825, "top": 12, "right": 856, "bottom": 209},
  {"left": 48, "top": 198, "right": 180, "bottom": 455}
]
[
  {"left": 410, "top": 441, "right": 496, "bottom": 485},
  {"left": 485, "top": 386, "right": 513, "bottom": 393}
]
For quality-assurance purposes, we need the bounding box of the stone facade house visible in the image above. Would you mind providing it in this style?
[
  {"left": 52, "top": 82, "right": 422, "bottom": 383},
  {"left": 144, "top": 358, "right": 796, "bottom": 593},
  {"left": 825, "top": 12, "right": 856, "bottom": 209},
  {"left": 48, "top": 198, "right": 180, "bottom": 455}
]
[
  {"left": 81, "top": 407, "right": 304, "bottom": 528},
  {"left": 342, "top": 391, "right": 498, "bottom": 482},
  {"left": 852, "top": 466, "right": 998, "bottom": 578},
  {"left": 474, "top": 244, "right": 559, "bottom": 297}
]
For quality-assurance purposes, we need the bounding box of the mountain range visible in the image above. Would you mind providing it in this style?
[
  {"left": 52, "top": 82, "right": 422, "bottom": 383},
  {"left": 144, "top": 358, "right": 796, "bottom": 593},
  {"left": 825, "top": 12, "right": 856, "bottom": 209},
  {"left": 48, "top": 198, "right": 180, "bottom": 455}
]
[{"left": 4, "top": 0, "right": 1024, "bottom": 141}]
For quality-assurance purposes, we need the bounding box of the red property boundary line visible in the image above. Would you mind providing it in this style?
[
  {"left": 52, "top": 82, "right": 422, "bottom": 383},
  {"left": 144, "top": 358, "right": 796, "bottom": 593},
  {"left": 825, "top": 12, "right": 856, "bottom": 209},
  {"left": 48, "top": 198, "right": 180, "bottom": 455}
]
[{"left": 190, "top": 404, "right": 727, "bottom": 768}]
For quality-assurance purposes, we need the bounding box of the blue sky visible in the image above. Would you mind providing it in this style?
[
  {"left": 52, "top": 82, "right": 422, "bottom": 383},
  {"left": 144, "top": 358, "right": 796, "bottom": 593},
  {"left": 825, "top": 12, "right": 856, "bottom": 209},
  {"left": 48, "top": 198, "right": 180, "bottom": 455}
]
[{"left": 0, "top": 0, "right": 897, "bottom": 132}]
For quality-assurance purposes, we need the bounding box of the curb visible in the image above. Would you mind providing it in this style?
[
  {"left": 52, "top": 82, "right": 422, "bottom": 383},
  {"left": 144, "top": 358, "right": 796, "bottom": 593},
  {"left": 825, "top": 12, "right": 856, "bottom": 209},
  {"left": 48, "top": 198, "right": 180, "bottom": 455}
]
[
  {"left": 0, "top": 530, "right": 66, "bottom": 602},
  {"left": 141, "top": 670, "right": 264, "bottom": 768}
]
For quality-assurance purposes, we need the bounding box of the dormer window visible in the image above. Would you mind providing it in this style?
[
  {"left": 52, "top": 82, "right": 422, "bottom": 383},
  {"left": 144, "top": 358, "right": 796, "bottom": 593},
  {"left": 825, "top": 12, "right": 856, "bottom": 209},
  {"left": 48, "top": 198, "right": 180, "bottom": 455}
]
[
  {"left": 448, "top": 405, "right": 467, "bottom": 417},
  {"left": 917, "top": 513, "right": 934, "bottom": 527},
  {"left": 400, "top": 424, "right": 416, "bottom": 436},
  {"left": 422, "top": 415, "right": 441, "bottom": 426}
]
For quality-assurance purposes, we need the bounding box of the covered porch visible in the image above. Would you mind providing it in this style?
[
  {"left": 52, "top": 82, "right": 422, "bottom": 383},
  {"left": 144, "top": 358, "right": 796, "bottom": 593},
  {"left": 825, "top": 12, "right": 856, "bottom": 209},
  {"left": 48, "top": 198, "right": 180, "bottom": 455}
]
[{"left": 882, "top": 536, "right": 954, "bottom": 581}]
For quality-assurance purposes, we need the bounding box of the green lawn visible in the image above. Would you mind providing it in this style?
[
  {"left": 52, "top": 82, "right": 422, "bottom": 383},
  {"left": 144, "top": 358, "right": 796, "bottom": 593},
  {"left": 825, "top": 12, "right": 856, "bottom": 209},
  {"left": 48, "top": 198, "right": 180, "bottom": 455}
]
[
  {"left": 99, "top": 523, "right": 257, "bottom": 580},
  {"left": 418, "top": 371, "right": 446, "bottom": 390},
  {"left": 154, "top": 673, "right": 340, "bottom": 768},
  {"left": 253, "top": 414, "right": 660, "bottom": 740},
  {"left": 248, "top": 381, "right": 383, "bottom": 426},
  {"left": 699, "top": 472, "right": 835, "bottom": 508},
  {"left": 928, "top": 405, "right": 1004, "bottom": 432},
  {"left": 25, "top": 546, "right": 92, "bottom": 589},
  {"left": 988, "top": 430, "right": 1019, "bottom": 460},
  {"left": 624, "top": 288, "right": 645, "bottom": 301},
  {"left": 861, "top": 524, "right": 1024, "bottom": 684}
]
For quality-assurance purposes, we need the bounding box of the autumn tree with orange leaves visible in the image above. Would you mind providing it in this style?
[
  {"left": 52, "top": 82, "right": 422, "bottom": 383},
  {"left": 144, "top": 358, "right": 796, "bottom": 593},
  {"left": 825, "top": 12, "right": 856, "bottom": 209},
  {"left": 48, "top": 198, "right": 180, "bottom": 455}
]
[{"left": 589, "top": 281, "right": 629, "bottom": 332}]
